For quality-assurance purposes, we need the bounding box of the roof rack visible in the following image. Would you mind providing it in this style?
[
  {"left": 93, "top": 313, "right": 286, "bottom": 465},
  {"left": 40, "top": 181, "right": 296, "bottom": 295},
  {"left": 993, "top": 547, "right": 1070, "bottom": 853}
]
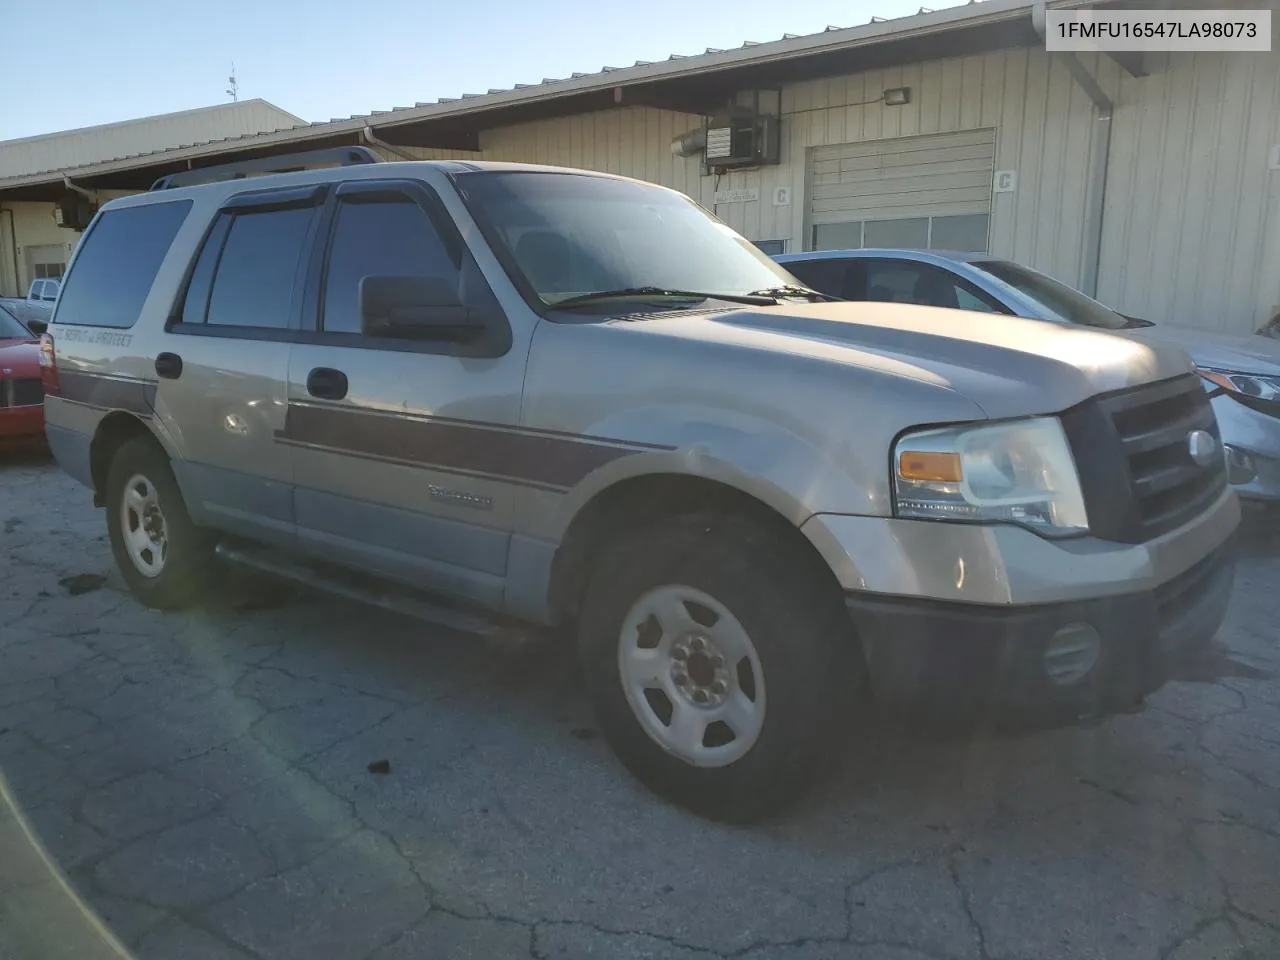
[{"left": 150, "top": 145, "right": 381, "bottom": 191}]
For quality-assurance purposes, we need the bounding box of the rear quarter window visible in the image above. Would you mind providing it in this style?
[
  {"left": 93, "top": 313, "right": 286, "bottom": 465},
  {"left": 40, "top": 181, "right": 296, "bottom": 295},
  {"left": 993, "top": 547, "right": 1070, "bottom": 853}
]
[{"left": 54, "top": 200, "right": 192, "bottom": 328}]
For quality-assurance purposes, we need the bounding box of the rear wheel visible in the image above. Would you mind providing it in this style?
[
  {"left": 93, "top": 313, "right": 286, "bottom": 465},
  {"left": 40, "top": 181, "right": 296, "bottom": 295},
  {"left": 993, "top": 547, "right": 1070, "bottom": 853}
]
[
  {"left": 578, "top": 512, "right": 856, "bottom": 822},
  {"left": 105, "top": 437, "right": 213, "bottom": 610}
]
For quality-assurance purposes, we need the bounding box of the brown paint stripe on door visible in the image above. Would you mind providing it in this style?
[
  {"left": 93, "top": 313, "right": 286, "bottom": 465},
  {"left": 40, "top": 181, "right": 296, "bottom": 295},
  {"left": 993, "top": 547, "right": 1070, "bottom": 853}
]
[
  {"left": 282, "top": 403, "right": 661, "bottom": 489},
  {"left": 49, "top": 370, "right": 155, "bottom": 416}
]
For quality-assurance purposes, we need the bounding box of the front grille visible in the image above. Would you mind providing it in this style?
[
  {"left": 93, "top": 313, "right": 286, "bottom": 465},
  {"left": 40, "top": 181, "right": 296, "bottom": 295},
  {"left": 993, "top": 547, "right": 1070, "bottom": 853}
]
[
  {"left": 1103, "top": 376, "right": 1227, "bottom": 539},
  {"left": 2, "top": 378, "right": 43, "bottom": 408},
  {"left": 1063, "top": 375, "right": 1227, "bottom": 543}
]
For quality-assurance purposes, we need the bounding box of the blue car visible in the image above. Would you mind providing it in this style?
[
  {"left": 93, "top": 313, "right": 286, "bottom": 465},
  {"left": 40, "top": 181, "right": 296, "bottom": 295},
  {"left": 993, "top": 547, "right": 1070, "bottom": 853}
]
[{"left": 777, "top": 248, "right": 1280, "bottom": 504}]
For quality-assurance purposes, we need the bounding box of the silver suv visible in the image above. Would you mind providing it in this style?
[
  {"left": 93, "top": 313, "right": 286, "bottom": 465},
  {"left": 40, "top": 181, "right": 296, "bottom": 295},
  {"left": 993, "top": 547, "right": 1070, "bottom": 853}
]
[{"left": 40, "top": 148, "right": 1239, "bottom": 820}]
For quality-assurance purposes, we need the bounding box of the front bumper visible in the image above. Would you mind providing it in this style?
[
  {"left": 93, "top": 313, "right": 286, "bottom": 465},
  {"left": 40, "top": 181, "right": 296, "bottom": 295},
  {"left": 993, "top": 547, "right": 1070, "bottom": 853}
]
[
  {"left": 846, "top": 538, "right": 1235, "bottom": 719},
  {"left": 1212, "top": 393, "right": 1280, "bottom": 502}
]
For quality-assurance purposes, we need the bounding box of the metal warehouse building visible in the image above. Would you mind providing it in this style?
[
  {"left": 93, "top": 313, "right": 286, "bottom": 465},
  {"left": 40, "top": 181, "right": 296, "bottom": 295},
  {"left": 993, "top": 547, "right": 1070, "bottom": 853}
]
[
  {"left": 1, "top": 0, "right": 1277, "bottom": 334},
  {"left": 0, "top": 100, "right": 301, "bottom": 294}
]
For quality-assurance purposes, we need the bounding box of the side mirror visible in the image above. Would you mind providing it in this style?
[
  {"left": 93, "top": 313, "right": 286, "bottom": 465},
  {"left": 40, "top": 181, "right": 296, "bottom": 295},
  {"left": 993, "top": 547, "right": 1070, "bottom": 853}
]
[
  {"left": 26, "top": 319, "right": 47, "bottom": 336},
  {"left": 360, "top": 275, "right": 479, "bottom": 342}
]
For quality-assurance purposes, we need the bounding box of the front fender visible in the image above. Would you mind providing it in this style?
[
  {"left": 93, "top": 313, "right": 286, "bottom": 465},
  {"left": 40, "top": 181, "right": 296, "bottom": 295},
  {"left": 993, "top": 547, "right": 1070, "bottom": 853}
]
[{"left": 523, "top": 403, "right": 885, "bottom": 543}]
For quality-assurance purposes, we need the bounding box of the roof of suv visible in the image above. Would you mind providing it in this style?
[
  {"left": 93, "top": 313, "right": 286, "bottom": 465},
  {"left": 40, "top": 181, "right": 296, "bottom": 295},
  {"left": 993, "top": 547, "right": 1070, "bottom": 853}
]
[{"left": 102, "top": 159, "right": 660, "bottom": 210}]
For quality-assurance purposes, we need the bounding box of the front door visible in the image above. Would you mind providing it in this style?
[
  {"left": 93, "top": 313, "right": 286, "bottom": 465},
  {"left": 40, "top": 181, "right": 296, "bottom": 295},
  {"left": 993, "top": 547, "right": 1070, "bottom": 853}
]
[{"left": 282, "top": 177, "right": 527, "bottom": 608}]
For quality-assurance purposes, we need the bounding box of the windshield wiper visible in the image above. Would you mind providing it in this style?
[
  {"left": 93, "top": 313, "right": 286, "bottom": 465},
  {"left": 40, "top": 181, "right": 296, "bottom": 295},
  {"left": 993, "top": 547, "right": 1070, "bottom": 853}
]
[
  {"left": 746, "top": 284, "right": 837, "bottom": 302},
  {"left": 550, "top": 287, "right": 778, "bottom": 308}
]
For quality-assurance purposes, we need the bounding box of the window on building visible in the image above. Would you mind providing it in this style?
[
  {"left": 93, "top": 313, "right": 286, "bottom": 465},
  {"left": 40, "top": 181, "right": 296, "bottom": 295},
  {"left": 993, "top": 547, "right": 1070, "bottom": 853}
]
[
  {"left": 864, "top": 218, "right": 930, "bottom": 249},
  {"left": 321, "top": 198, "right": 457, "bottom": 334},
  {"left": 929, "top": 215, "right": 990, "bottom": 253},
  {"left": 811, "top": 214, "right": 990, "bottom": 254},
  {"left": 204, "top": 207, "right": 315, "bottom": 329},
  {"left": 54, "top": 201, "right": 192, "bottom": 328},
  {"left": 752, "top": 239, "right": 786, "bottom": 256}
]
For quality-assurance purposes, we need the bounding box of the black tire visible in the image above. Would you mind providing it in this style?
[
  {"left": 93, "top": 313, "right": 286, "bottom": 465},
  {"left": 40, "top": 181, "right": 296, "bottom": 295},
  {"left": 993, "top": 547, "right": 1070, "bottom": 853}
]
[
  {"left": 105, "top": 436, "right": 214, "bottom": 610},
  {"left": 578, "top": 512, "right": 858, "bottom": 822}
]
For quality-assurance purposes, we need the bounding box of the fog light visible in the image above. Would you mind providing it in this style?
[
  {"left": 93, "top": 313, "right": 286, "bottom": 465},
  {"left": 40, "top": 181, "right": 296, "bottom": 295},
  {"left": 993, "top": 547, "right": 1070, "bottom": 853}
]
[
  {"left": 1044, "top": 622, "right": 1102, "bottom": 686},
  {"left": 1223, "top": 444, "right": 1257, "bottom": 485}
]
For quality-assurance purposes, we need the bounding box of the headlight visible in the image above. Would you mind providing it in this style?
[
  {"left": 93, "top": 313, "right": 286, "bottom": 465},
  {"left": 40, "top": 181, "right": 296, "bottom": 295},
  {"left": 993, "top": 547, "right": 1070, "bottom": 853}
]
[
  {"left": 1196, "top": 367, "right": 1280, "bottom": 403},
  {"left": 893, "top": 417, "right": 1088, "bottom": 537}
]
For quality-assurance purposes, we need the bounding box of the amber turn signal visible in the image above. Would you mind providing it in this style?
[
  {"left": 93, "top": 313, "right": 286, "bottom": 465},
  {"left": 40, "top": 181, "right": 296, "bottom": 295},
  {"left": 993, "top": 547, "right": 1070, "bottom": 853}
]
[{"left": 898, "top": 450, "right": 963, "bottom": 483}]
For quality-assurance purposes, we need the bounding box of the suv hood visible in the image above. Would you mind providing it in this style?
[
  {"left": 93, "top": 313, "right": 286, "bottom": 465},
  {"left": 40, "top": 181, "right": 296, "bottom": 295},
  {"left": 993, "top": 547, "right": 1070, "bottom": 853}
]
[
  {"left": 643, "top": 301, "right": 1194, "bottom": 418},
  {"left": 1124, "top": 323, "right": 1280, "bottom": 375}
]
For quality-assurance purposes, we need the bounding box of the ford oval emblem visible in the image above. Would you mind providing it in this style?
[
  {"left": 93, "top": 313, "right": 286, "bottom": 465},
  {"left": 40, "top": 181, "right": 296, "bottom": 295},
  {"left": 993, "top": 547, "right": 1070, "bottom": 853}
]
[{"left": 1187, "top": 429, "right": 1218, "bottom": 467}]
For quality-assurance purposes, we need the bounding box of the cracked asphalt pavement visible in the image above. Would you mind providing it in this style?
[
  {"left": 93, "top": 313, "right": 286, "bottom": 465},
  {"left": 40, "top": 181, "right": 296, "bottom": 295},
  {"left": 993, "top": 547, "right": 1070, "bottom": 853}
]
[{"left": 2, "top": 448, "right": 1279, "bottom": 960}]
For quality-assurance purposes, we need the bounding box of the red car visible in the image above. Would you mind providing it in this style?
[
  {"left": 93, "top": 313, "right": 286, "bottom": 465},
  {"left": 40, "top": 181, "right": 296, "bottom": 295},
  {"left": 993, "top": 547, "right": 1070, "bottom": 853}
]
[{"left": 0, "top": 303, "right": 44, "bottom": 441}]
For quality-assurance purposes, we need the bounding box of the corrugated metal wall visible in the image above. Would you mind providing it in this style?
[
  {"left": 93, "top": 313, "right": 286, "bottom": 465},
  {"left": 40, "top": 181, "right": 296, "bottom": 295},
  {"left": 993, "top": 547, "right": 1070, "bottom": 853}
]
[
  {"left": 403, "top": 46, "right": 1277, "bottom": 336},
  {"left": 1098, "top": 52, "right": 1280, "bottom": 334},
  {"left": 0, "top": 100, "right": 301, "bottom": 178}
]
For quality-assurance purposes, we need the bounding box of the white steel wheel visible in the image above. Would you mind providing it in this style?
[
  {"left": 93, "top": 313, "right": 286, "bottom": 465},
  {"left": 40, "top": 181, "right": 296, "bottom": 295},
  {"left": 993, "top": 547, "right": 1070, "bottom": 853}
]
[
  {"left": 617, "top": 584, "right": 766, "bottom": 768},
  {"left": 119, "top": 473, "right": 168, "bottom": 578}
]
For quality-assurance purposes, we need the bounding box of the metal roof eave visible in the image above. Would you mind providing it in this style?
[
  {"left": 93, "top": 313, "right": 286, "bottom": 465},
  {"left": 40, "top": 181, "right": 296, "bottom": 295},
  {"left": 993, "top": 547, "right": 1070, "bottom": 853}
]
[{"left": 0, "top": 0, "right": 1073, "bottom": 195}]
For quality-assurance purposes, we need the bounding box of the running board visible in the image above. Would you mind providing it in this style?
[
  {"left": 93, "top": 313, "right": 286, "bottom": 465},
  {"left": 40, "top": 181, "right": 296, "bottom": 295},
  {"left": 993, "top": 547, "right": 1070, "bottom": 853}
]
[{"left": 214, "top": 542, "right": 502, "bottom": 637}]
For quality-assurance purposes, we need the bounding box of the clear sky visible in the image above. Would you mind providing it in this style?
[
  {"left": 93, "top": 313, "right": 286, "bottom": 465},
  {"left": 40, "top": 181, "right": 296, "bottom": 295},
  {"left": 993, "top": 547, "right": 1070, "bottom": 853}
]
[{"left": 1, "top": 0, "right": 946, "bottom": 141}]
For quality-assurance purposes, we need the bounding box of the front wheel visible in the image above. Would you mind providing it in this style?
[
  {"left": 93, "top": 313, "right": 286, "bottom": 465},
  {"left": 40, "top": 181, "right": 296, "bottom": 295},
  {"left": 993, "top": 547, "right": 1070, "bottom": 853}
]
[
  {"left": 578, "top": 513, "right": 856, "bottom": 822},
  {"left": 105, "top": 436, "right": 214, "bottom": 610}
]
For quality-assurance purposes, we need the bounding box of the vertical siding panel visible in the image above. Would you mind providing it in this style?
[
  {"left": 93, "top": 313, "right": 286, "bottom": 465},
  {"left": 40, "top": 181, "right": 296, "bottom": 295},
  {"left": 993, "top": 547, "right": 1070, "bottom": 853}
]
[
  {"left": 619, "top": 109, "right": 637, "bottom": 178},
  {"left": 1210, "top": 56, "right": 1256, "bottom": 328},
  {"left": 1097, "top": 65, "right": 1145, "bottom": 310},
  {"left": 1037, "top": 55, "right": 1074, "bottom": 280},
  {"left": 897, "top": 63, "right": 924, "bottom": 137},
  {"left": 1181, "top": 55, "right": 1229, "bottom": 327},
  {"left": 1149, "top": 56, "right": 1197, "bottom": 325},
  {"left": 1231, "top": 55, "right": 1279, "bottom": 332},
  {"left": 959, "top": 55, "right": 983, "bottom": 130},
  {"left": 880, "top": 66, "right": 903, "bottom": 139},
  {"left": 930, "top": 59, "right": 955, "bottom": 133},
  {"left": 607, "top": 109, "right": 623, "bottom": 175},
  {"left": 582, "top": 113, "right": 598, "bottom": 172},
  {"left": 862, "top": 68, "right": 885, "bottom": 143},
  {"left": 826, "top": 76, "right": 847, "bottom": 148},
  {"left": 646, "top": 109, "right": 662, "bottom": 184},
  {"left": 788, "top": 77, "right": 815, "bottom": 247},
  {"left": 988, "top": 49, "right": 1024, "bottom": 259},
  {"left": 1131, "top": 55, "right": 1177, "bottom": 315},
  {"left": 658, "top": 111, "right": 676, "bottom": 193},
  {"left": 1014, "top": 50, "right": 1049, "bottom": 273},
  {"left": 569, "top": 114, "right": 585, "bottom": 169}
]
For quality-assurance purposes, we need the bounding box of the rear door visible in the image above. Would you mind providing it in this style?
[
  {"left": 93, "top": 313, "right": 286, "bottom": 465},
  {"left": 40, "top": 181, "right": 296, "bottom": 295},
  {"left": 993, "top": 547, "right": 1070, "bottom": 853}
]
[
  {"left": 282, "top": 177, "right": 524, "bottom": 608},
  {"left": 158, "top": 184, "right": 325, "bottom": 544}
]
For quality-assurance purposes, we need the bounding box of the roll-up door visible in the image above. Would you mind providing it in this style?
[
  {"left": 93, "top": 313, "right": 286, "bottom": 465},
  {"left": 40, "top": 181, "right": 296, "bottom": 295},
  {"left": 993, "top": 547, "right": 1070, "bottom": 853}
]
[{"left": 808, "top": 129, "right": 996, "bottom": 253}]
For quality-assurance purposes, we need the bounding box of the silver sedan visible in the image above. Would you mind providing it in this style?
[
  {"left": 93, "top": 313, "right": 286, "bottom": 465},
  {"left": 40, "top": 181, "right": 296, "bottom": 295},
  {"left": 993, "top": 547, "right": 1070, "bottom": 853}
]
[{"left": 778, "top": 248, "right": 1280, "bottom": 503}]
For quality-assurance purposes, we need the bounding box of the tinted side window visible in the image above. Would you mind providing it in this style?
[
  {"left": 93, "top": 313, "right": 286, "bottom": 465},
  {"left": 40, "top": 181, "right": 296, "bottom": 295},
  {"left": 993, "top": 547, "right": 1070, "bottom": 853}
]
[
  {"left": 54, "top": 201, "right": 192, "bottom": 328},
  {"left": 862, "top": 260, "right": 1000, "bottom": 313},
  {"left": 785, "top": 259, "right": 852, "bottom": 299},
  {"left": 322, "top": 199, "right": 457, "bottom": 334},
  {"left": 180, "top": 215, "right": 231, "bottom": 326},
  {"left": 206, "top": 207, "right": 315, "bottom": 328}
]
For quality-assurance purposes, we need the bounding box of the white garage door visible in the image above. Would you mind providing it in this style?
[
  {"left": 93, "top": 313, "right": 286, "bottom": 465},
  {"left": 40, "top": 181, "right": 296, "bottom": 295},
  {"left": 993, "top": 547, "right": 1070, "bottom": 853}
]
[{"left": 807, "top": 129, "right": 996, "bottom": 253}]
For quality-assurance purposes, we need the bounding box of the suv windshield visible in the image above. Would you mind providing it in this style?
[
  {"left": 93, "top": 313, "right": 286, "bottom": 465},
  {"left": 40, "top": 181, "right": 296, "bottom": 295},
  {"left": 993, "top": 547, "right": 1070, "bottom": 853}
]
[
  {"left": 971, "top": 259, "right": 1127, "bottom": 330},
  {"left": 455, "top": 171, "right": 797, "bottom": 307},
  {"left": 0, "top": 304, "right": 31, "bottom": 339}
]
